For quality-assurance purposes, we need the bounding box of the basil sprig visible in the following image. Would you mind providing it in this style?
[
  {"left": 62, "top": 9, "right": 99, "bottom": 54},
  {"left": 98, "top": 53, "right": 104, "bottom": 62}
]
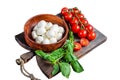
[{"left": 35, "top": 31, "right": 84, "bottom": 78}]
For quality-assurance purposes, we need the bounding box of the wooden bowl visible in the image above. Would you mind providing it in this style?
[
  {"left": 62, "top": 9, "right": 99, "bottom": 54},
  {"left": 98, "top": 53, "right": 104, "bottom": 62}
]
[{"left": 24, "top": 14, "right": 68, "bottom": 52}]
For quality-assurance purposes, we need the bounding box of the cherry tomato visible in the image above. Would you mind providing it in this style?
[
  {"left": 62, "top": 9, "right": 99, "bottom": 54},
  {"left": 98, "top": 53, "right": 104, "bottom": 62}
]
[
  {"left": 85, "top": 24, "right": 94, "bottom": 32},
  {"left": 64, "top": 12, "right": 73, "bottom": 21},
  {"left": 81, "top": 19, "right": 88, "bottom": 26},
  {"left": 78, "top": 13, "right": 84, "bottom": 20},
  {"left": 72, "top": 7, "right": 80, "bottom": 14},
  {"left": 61, "top": 7, "right": 69, "bottom": 16},
  {"left": 78, "top": 29, "right": 87, "bottom": 38},
  {"left": 71, "top": 24, "right": 80, "bottom": 33},
  {"left": 74, "top": 42, "right": 82, "bottom": 51},
  {"left": 80, "top": 38, "right": 89, "bottom": 47},
  {"left": 87, "top": 32, "right": 96, "bottom": 41},
  {"left": 70, "top": 17, "right": 78, "bottom": 25}
]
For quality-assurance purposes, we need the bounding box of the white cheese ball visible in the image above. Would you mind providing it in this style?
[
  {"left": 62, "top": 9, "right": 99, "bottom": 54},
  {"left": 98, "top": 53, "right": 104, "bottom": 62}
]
[
  {"left": 35, "top": 36, "right": 44, "bottom": 44},
  {"left": 50, "top": 37, "right": 57, "bottom": 43},
  {"left": 56, "top": 33, "right": 62, "bottom": 40},
  {"left": 50, "top": 24, "right": 59, "bottom": 33},
  {"left": 58, "top": 26, "right": 65, "bottom": 33},
  {"left": 35, "top": 40, "right": 41, "bottom": 44},
  {"left": 33, "top": 25, "right": 38, "bottom": 31},
  {"left": 32, "top": 31, "right": 37, "bottom": 39},
  {"left": 43, "top": 38, "right": 50, "bottom": 44},
  {"left": 46, "top": 29, "right": 56, "bottom": 38},
  {"left": 36, "top": 27, "right": 46, "bottom": 35},
  {"left": 37, "top": 20, "right": 47, "bottom": 28},
  {"left": 45, "top": 22, "right": 53, "bottom": 30}
]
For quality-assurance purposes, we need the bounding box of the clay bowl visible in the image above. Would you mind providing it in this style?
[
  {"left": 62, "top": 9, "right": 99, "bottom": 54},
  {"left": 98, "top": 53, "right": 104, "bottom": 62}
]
[{"left": 24, "top": 14, "right": 68, "bottom": 52}]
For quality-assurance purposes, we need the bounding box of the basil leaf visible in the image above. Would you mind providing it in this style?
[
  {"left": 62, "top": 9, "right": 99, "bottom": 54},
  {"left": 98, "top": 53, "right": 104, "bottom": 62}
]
[
  {"left": 35, "top": 50, "right": 48, "bottom": 58},
  {"left": 70, "top": 53, "right": 77, "bottom": 61},
  {"left": 68, "top": 31, "right": 74, "bottom": 44},
  {"left": 71, "top": 60, "right": 84, "bottom": 73},
  {"left": 52, "top": 64, "right": 59, "bottom": 76},
  {"left": 63, "top": 52, "right": 77, "bottom": 63},
  {"left": 50, "top": 48, "right": 64, "bottom": 60},
  {"left": 59, "top": 62, "right": 71, "bottom": 78}
]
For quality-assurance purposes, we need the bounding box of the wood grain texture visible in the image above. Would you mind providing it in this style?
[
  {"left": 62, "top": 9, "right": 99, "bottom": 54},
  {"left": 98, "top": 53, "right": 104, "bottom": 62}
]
[{"left": 20, "top": 52, "right": 35, "bottom": 63}]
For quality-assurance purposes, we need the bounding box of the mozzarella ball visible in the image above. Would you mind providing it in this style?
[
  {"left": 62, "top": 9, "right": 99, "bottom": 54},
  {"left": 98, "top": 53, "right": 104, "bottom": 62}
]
[
  {"left": 43, "top": 38, "right": 50, "bottom": 44},
  {"left": 36, "top": 27, "right": 46, "bottom": 35},
  {"left": 50, "top": 24, "right": 59, "bottom": 33},
  {"left": 58, "top": 26, "right": 65, "bottom": 33},
  {"left": 46, "top": 30, "right": 56, "bottom": 38},
  {"left": 50, "top": 37, "right": 57, "bottom": 43},
  {"left": 37, "top": 20, "right": 47, "bottom": 28},
  {"left": 35, "top": 40, "right": 41, "bottom": 44},
  {"left": 45, "top": 22, "right": 53, "bottom": 30},
  {"left": 33, "top": 25, "right": 38, "bottom": 31},
  {"left": 35, "top": 36, "right": 44, "bottom": 44},
  {"left": 56, "top": 33, "right": 62, "bottom": 40},
  {"left": 32, "top": 31, "right": 37, "bottom": 39}
]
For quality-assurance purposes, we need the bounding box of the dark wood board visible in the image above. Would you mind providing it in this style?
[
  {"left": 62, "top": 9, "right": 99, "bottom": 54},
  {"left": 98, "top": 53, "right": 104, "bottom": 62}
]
[
  {"left": 15, "top": 27, "right": 107, "bottom": 78},
  {"left": 15, "top": 11, "right": 107, "bottom": 79}
]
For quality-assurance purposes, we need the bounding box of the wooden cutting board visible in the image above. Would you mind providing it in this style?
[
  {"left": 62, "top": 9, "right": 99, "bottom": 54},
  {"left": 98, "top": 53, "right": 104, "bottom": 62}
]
[
  {"left": 15, "top": 13, "right": 107, "bottom": 79},
  {"left": 15, "top": 27, "right": 107, "bottom": 78}
]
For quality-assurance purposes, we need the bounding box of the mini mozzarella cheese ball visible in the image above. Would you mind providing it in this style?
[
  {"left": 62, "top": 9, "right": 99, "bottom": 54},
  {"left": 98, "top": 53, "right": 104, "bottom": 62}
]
[
  {"left": 35, "top": 40, "right": 41, "bottom": 44},
  {"left": 58, "top": 26, "right": 65, "bottom": 33},
  {"left": 56, "top": 32, "right": 62, "bottom": 40},
  {"left": 35, "top": 36, "right": 44, "bottom": 44},
  {"left": 37, "top": 20, "right": 47, "bottom": 28},
  {"left": 32, "top": 30, "right": 37, "bottom": 39},
  {"left": 43, "top": 38, "right": 50, "bottom": 44},
  {"left": 33, "top": 25, "right": 38, "bottom": 31},
  {"left": 46, "top": 29, "right": 56, "bottom": 38},
  {"left": 36, "top": 27, "right": 46, "bottom": 35},
  {"left": 45, "top": 22, "right": 53, "bottom": 30},
  {"left": 50, "top": 24, "right": 59, "bottom": 33},
  {"left": 50, "top": 37, "right": 57, "bottom": 43}
]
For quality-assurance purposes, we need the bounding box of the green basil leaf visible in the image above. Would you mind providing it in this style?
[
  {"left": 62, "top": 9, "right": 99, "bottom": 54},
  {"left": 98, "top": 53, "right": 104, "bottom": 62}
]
[
  {"left": 50, "top": 48, "right": 64, "bottom": 60},
  {"left": 63, "top": 53, "right": 72, "bottom": 62},
  {"left": 35, "top": 50, "right": 47, "bottom": 58},
  {"left": 70, "top": 53, "right": 77, "bottom": 61},
  {"left": 52, "top": 64, "right": 59, "bottom": 76},
  {"left": 63, "top": 53, "right": 77, "bottom": 63},
  {"left": 59, "top": 62, "right": 71, "bottom": 78},
  {"left": 71, "top": 60, "right": 84, "bottom": 73},
  {"left": 68, "top": 31, "right": 74, "bottom": 44}
]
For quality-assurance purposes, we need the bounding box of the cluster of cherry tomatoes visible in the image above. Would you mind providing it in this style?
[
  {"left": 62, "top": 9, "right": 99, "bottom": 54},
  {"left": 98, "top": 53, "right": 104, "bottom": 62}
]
[{"left": 61, "top": 7, "right": 96, "bottom": 51}]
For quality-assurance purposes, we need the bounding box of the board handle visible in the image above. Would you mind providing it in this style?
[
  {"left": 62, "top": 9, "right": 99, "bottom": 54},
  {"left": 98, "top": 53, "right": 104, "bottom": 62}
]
[{"left": 16, "top": 52, "right": 40, "bottom": 80}]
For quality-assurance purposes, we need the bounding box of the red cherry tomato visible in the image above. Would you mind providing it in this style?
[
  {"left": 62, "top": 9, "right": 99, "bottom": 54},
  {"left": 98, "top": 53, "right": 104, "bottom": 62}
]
[
  {"left": 70, "top": 17, "right": 78, "bottom": 25},
  {"left": 64, "top": 12, "right": 73, "bottom": 21},
  {"left": 78, "top": 29, "right": 87, "bottom": 38},
  {"left": 78, "top": 13, "right": 84, "bottom": 20},
  {"left": 71, "top": 24, "right": 80, "bottom": 33},
  {"left": 80, "top": 38, "right": 89, "bottom": 47},
  {"left": 85, "top": 24, "right": 94, "bottom": 32},
  {"left": 61, "top": 7, "right": 69, "bottom": 16},
  {"left": 87, "top": 32, "right": 96, "bottom": 41},
  {"left": 81, "top": 19, "right": 88, "bottom": 26},
  {"left": 72, "top": 7, "right": 80, "bottom": 14},
  {"left": 74, "top": 42, "right": 82, "bottom": 51}
]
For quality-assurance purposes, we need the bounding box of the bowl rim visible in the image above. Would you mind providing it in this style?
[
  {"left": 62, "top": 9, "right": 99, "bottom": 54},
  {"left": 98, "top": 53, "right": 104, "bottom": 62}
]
[{"left": 24, "top": 14, "right": 69, "bottom": 46}]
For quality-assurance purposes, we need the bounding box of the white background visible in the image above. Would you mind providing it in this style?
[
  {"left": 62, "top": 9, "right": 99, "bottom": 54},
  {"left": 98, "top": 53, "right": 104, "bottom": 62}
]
[{"left": 0, "top": 0, "right": 120, "bottom": 80}]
